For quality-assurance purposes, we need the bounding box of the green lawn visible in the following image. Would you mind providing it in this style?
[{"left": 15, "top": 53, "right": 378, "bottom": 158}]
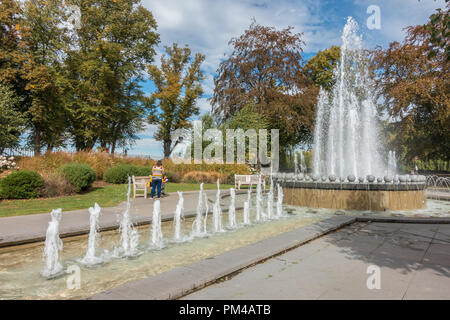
[{"left": 0, "top": 183, "right": 233, "bottom": 218}]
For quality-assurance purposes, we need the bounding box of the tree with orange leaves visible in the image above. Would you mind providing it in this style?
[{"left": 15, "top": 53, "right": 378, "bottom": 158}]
[{"left": 372, "top": 20, "right": 449, "bottom": 165}]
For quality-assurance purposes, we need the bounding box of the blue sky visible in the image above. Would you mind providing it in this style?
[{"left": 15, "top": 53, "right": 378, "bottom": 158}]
[{"left": 127, "top": 0, "right": 446, "bottom": 158}]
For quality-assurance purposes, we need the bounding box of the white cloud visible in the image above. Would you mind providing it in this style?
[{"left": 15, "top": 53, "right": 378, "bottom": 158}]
[{"left": 197, "top": 97, "right": 213, "bottom": 114}]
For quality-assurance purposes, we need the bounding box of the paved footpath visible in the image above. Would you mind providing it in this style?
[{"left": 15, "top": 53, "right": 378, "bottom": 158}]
[
  {"left": 0, "top": 190, "right": 238, "bottom": 247},
  {"left": 183, "top": 221, "right": 450, "bottom": 300}
]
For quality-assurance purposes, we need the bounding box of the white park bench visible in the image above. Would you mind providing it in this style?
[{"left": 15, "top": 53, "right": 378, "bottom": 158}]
[
  {"left": 234, "top": 174, "right": 265, "bottom": 190},
  {"left": 132, "top": 175, "right": 149, "bottom": 198}
]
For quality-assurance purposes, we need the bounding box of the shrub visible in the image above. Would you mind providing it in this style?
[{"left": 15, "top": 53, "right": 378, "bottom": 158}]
[
  {"left": 40, "top": 172, "right": 75, "bottom": 198},
  {"left": 103, "top": 164, "right": 140, "bottom": 184},
  {"left": 0, "top": 170, "right": 43, "bottom": 199},
  {"left": 59, "top": 163, "right": 96, "bottom": 192},
  {"left": 165, "top": 171, "right": 182, "bottom": 183},
  {"left": 182, "top": 171, "right": 226, "bottom": 184},
  {"left": 135, "top": 166, "right": 152, "bottom": 176}
]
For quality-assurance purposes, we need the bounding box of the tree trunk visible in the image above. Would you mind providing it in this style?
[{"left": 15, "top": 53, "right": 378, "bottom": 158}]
[
  {"left": 34, "top": 125, "right": 41, "bottom": 156},
  {"left": 163, "top": 138, "right": 172, "bottom": 159}
]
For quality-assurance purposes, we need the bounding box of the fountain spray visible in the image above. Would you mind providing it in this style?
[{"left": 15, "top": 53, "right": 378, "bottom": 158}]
[
  {"left": 151, "top": 199, "right": 163, "bottom": 248},
  {"left": 276, "top": 184, "right": 284, "bottom": 218},
  {"left": 41, "top": 208, "right": 64, "bottom": 278},
  {"left": 118, "top": 176, "right": 139, "bottom": 257},
  {"left": 173, "top": 192, "right": 184, "bottom": 241},
  {"left": 228, "top": 188, "right": 237, "bottom": 228},
  {"left": 243, "top": 184, "right": 252, "bottom": 224},
  {"left": 256, "top": 175, "right": 265, "bottom": 221},
  {"left": 212, "top": 179, "right": 224, "bottom": 232},
  {"left": 266, "top": 176, "right": 274, "bottom": 219},
  {"left": 294, "top": 152, "right": 299, "bottom": 174},
  {"left": 203, "top": 193, "right": 209, "bottom": 234},
  {"left": 78, "top": 203, "right": 102, "bottom": 265},
  {"left": 192, "top": 182, "right": 204, "bottom": 236}
]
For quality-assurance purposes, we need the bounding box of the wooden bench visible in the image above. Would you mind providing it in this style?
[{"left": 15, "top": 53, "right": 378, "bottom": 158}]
[
  {"left": 132, "top": 175, "right": 150, "bottom": 198},
  {"left": 234, "top": 174, "right": 265, "bottom": 190}
]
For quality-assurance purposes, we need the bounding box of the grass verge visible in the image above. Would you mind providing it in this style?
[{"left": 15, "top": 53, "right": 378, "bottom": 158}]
[{"left": 0, "top": 183, "right": 234, "bottom": 218}]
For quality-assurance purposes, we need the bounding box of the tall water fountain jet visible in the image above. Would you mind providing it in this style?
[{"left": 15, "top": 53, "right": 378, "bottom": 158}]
[
  {"left": 313, "top": 17, "right": 384, "bottom": 178},
  {"left": 41, "top": 208, "right": 64, "bottom": 278},
  {"left": 388, "top": 150, "right": 397, "bottom": 176},
  {"left": 78, "top": 203, "right": 102, "bottom": 266},
  {"left": 300, "top": 152, "right": 306, "bottom": 173},
  {"left": 243, "top": 184, "right": 252, "bottom": 225},
  {"left": 228, "top": 188, "right": 237, "bottom": 228},
  {"left": 276, "top": 184, "right": 283, "bottom": 218},
  {"left": 256, "top": 175, "right": 264, "bottom": 221},
  {"left": 313, "top": 88, "right": 329, "bottom": 176},
  {"left": 203, "top": 193, "right": 209, "bottom": 234},
  {"left": 212, "top": 179, "right": 224, "bottom": 232},
  {"left": 192, "top": 183, "right": 204, "bottom": 236},
  {"left": 294, "top": 152, "right": 299, "bottom": 174},
  {"left": 173, "top": 192, "right": 184, "bottom": 241},
  {"left": 117, "top": 177, "right": 139, "bottom": 257},
  {"left": 266, "top": 177, "right": 274, "bottom": 219},
  {"left": 151, "top": 199, "right": 164, "bottom": 248}
]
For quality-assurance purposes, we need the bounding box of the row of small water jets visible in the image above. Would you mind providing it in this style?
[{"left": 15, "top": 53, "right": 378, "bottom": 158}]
[{"left": 40, "top": 176, "right": 285, "bottom": 279}]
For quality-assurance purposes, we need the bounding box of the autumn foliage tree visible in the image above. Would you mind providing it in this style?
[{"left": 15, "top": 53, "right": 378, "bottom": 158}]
[
  {"left": 211, "top": 21, "right": 316, "bottom": 152},
  {"left": 372, "top": 24, "right": 450, "bottom": 165},
  {"left": 148, "top": 43, "right": 205, "bottom": 158}
]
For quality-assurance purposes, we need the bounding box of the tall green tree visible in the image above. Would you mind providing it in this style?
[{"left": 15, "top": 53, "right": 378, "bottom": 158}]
[
  {"left": 0, "top": 84, "right": 26, "bottom": 153},
  {"left": 64, "top": 0, "right": 159, "bottom": 152},
  {"left": 20, "top": 0, "right": 68, "bottom": 154},
  {"left": 304, "top": 46, "right": 340, "bottom": 90},
  {"left": 0, "top": 0, "right": 67, "bottom": 154},
  {"left": 147, "top": 43, "right": 205, "bottom": 158}
]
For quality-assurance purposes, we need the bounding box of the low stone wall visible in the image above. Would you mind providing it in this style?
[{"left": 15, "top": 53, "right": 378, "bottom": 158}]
[{"left": 281, "top": 182, "right": 427, "bottom": 211}]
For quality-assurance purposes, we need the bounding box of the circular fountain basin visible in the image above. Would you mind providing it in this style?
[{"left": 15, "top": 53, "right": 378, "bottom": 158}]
[{"left": 274, "top": 178, "right": 427, "bottom": 211}]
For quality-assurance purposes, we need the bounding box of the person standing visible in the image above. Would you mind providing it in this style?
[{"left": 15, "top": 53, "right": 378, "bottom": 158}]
[{"left": 151, "top": 160, "right": 164, "bottom": 199}]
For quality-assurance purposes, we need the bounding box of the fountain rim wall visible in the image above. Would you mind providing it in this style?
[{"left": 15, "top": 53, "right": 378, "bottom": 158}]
[{"left": 275, "top": 180, "right": 427, "bottom": 191}]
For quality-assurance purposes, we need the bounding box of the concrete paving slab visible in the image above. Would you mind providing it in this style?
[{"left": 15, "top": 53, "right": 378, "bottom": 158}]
[{"left": 182, "top": 221, "right": 450, "bottom": 300}]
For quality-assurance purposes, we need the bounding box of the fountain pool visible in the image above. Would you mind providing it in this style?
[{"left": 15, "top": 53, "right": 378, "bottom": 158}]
[
  {"left": 0, "top": 189, "right": 448, "bottom": 300},
  {"left": 0, "top": 204, "right": 320, "bottom": 300}
]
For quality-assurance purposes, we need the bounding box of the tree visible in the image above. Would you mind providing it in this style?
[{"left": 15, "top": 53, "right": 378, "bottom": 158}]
[
  {"left": 148, "top": 43, "right": 205, "bottom": 158},
  {"left": 371, "top": 24, "right": 450, "bottom": 164},
  {"left": 0, "top": 0, "right": 67, "bottom": 155},
  {"left": 304, "top": 46, "right": 340, "bottom": 90},
  {"left": 19, "top": 0, "right": 68, "bottom": 154},
  {"left": 425, "top": 0, "right": 449, "bottom": 60},
  {"left": 0, "top": 84, "right": 26, "bottom": 153},
  {"left": 64, "top": 0, "right": 159, "bottom": 152},
  {"left": 211, "top": 21, "right": 315, "bottom": 153},
  {"left": 0, "top": 0, "right": 24, "bottom": 88}
]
